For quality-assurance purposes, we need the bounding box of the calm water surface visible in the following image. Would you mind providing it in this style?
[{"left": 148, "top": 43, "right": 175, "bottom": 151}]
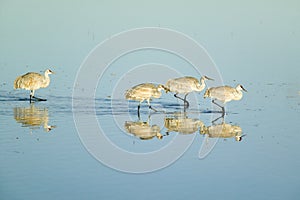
[
  {"left": 0, "top": 80, "right": 299, "bottom": 200},
  {"left": 1, "top": 1, "right": 300, "bottom": 199}
]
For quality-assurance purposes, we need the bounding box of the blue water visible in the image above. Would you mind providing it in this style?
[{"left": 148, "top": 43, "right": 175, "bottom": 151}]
[
  {"left": 1, "top": 1, "right": 300, "bottom": 200},
  {"left": 1, "top": 80, "right": 300, "bottom": 199}
]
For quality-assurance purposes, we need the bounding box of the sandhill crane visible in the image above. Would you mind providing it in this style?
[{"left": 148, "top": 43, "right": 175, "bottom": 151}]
[
  {"left": 200, "top": 122, "right": 245, "bottom": 141},
  {"left": 14, "top": 104, "right": 56, "bottom": 132},
  {"left": 164, "top": 113, "right": 204, "bottom": 134},
  {"left": 125, "top": 83, "right": 165, "bottom": 117},
  {"left": 204, "top": 84, "right": 247, "bottom": 115},
  {"left": 124, "top": 121, "right": 163, "bottom": 140},
  {"left": 165, "top": 76, "right": 213, "bottom": 108},
  {"left": 14, "top": 69, "right": 54, "bottom": 103}
]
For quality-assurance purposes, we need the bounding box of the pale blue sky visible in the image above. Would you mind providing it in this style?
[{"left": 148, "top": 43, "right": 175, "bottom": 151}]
[{"left": 1, "top": 0, "right": 299, "bottom": 92}]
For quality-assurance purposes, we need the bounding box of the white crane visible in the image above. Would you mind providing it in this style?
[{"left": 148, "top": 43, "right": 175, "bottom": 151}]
[
  {"left": 165, "top": 76, "right": 213, "bottom": 107},
  {"left": 204, "top": 84, "right": 247, "bottom": 115},
  {"left": 125, "top": 83, "right": 165, "bottom": 117},
  {"left": 14, "top": 69, "right": 54, "bottom": 103},
  {"left": 124, "top": 121, "right": 163, "bottom": 140},
  {"left": 200, "top": 122, "right": 245, "bottom": 141},
  {"left": 164, "top": 113, "right": 204, "bottom": 134},
  {"left": 14, "top": 104, "right": 56, "bottom": 132}
]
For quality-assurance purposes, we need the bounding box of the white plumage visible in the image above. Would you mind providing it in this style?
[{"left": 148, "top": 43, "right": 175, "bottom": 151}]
[
  {"left": 124, "top": 121, "right": 163, "bottom": 140},
  {"left": 200, "top": 122, "right": 244, "bottom": 141},
  {"left": 14, "top": 69, "right": 54, "bottom": 102},
  {"left": 204, "top": 84, "right": 247, "bottom": 115},
  {"left": 125, "top": 83, "right": 165, "bottom": 116},
  {"left": 165, "top": 76, "right": 213, "bottom": 107}
]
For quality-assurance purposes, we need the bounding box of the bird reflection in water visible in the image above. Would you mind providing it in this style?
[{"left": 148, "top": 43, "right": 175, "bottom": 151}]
[
  {"left": 14, "top": 104, "right": 56, "bottom": 132},
  {"left": 200, "top": 117, "right": 245, "bottom": 141},
  {"left": 164, "top": 112, "right": 204, "bottom": 134},
  {"left": 124, "top": 117, "right": 163, "bottom": 140}
]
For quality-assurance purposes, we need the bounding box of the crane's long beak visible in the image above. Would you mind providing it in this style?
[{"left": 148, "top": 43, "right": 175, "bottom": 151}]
[
  {"left": 236, "top": 134, "right": 247, "bottom": 141},
  {"left": 204, "top": 76, "right": 214, "bottom": 81},
  {"left": 241, "top": 85, "right": 247, "bottom": 92}
]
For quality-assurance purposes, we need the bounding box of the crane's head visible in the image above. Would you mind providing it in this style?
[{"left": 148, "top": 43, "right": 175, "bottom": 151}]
[
  {"left": 236, "top": 84, "right": 247, "bottom": 92},
  {"left": 199, "top": 125, "right": 208, "bottom": 135},
  {"left": 45, "top": 69, "right": 54, "bottom": 75},
  {"left": 235, "top": 134, "right": 246, "bottom": 141},
  {"left": 157, "top": 84, "right": 170, "bottom": 93},
  {"left": 156, "top": 132, "right": 163, "bottom": 140}
]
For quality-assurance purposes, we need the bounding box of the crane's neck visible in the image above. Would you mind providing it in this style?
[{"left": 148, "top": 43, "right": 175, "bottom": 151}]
[
  {"left": 235, "top": 86, "right": 244, "bottom": 100},
  {"left": 200, "top": 77, "right": 205, "bottom": 85},
  {"left": 44, "top": 71, "right": 50, "bottom": 79},
  {"left": 196, "top": 77, "right": 206, "bottom": 91},
  {"left": 197, "top": 121, "right": 205, "bottom": 129},
  {"left": 43, "top": 71, "right": 51, "bottom": 88}
]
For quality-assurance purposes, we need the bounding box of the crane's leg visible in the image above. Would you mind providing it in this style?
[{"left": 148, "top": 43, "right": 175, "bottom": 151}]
[
  {"left": 183, "top": 93, "right": 190, "bottom": 108},
  {"left": 31, "top": 90, "right": 46, "bottom": 101},
  {"left": 137, "top": 103, "right": 141, "bottom": 119},
  {"left": 212, "top": 115, "right": 224, "bottom": 124},
  {"left": 30, "top": 90, "right": 33, "bottom": 103},
  {"left": 147, "top": 99, "right": 157, "bottom": 112},
  {"left": 174, "top": 94, "right": 190, "bottom": 108},
  {"left": 212, "top": 100, "right": 225, "bottom": 116}
]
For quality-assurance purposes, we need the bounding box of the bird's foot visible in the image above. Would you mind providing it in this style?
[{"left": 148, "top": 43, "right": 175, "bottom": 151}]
[{"left": 32, "top": 96, "right": 47, "bottom": 101}]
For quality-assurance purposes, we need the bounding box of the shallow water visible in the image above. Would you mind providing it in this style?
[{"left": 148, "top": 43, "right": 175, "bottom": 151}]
[
  {"left": 1, "top": 1, "right": 300, "bottom": 199},
  {"left": 1, "top": 80, "right": 300, "bottom": 199}
]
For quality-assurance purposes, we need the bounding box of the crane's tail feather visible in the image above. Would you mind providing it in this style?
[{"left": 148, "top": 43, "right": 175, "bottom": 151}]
[
  {"left": 124, "top": 90, "right": 131, "bottom": 99},
  {"left": 14, "top": 77, "right": 21, "bottom": 89}
]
